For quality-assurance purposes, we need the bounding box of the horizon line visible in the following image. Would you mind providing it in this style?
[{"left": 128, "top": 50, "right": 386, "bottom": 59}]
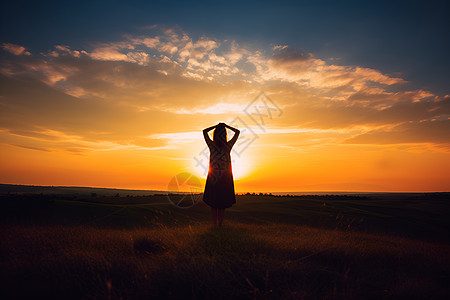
[{"left": 1, "top": 183, "right": 448, "bottom": 194}]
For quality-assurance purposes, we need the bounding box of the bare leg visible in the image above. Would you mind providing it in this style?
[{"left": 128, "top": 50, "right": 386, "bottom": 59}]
[
  {"left": 218, "top": 209, "right": 225, "bottom": 226},
  {"left": 210, "top": 207, "right": 218, "bottom": 226}
]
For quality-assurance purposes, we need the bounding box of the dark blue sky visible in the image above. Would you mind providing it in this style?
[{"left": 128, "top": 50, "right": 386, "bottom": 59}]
[{"left": 1, "top": 0, "right": 449, "bottom": 94}]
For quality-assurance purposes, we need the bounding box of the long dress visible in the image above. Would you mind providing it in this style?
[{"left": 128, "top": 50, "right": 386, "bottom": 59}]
[{"left": 202, "top": 139, "right": 236, "bottom": 209}]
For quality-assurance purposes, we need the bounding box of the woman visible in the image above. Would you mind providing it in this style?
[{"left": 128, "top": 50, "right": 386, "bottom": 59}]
[{"left": 202, "top": 122, "right": 240, "bottom": 226}]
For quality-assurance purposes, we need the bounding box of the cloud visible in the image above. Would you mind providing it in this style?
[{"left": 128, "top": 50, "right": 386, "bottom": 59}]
[
  {"left": 344, "top": 119, "right": 450, "bottom": 145},
  {"left": 2, "top": 43, "right": 31, "bottom": 56},
  {"left": 0, "top": 25, "right": 449, "bottom": 155},
  {"left": 88, "top": 42, "right": 133, "bottom": 62},
  {"left": 9, "top": 144, "right": 51, "bottom": 152},
  {"left": 271, "top": 45, "right": 314, "bottom": 63}
]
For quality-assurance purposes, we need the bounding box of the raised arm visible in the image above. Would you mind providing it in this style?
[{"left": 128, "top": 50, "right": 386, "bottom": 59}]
[
  {"left": 203, "top": 124, "right": 217, "bottom": 146},
  {"left": 223, "top": 123, "right": 240, "bottom": 148}
]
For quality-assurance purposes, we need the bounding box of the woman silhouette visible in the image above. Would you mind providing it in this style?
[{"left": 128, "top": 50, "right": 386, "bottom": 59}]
[{"left": 202, "top": 122, "right": 240, "bottom": 226}]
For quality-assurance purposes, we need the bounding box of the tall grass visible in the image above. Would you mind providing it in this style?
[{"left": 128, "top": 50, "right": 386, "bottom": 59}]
[{"left": 2, "top": 221, "right": 449, "bottom": 299}]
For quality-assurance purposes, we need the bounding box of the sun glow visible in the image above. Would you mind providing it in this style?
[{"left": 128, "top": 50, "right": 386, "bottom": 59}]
[
  {"left": 191, "top": 151, "right": 253, "bottom": 181},
  {"left": 230, "top": 153, "right": 252, "bottom": 180}
]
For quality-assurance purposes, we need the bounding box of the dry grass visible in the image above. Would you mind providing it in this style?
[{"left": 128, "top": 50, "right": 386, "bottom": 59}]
[{"left": 1, "top": 221, "right": 449, "bottom": 299}]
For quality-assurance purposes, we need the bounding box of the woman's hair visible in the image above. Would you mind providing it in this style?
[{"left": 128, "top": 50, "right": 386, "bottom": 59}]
[{"left": 213, "top": 125, "right": 227, "bottom": 145}]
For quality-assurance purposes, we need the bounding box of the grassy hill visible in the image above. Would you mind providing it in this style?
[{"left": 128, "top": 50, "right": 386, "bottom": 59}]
[
  {"left": 0, "top": 183, "right": 165, "bottom": 196},
  {"left": 1, "top": 187, "right": 449, "bottom": 299}
]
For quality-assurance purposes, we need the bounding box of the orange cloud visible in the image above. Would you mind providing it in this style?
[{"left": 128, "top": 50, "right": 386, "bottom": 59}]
[{"left": 2, "top": 43, "right": 31, "bottom": 56}]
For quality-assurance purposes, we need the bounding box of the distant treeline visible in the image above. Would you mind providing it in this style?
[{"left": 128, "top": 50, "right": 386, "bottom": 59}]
[
  {"left": 237, "top": 192, "right": 371, "bottom": 200},
  {"left": 1, "top": 191, "right": 370, "bottom": 200},
  {"left": 2, "top": 184, "right": 447, "bottom": 201}
]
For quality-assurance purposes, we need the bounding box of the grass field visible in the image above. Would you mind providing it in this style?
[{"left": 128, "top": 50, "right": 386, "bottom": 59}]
[{"left": 1, "top": 187, "right": 449, "bottom": 299}]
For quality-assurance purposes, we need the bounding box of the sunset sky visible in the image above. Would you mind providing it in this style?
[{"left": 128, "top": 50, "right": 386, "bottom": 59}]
[{"left": 1, "top": 0, "right": 449, "bottom": 192}]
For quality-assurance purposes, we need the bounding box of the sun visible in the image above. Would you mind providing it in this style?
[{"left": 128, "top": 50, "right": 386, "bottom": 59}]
[
  {"left": 230, "top": 153, "right": 251, "bottom": 180},
  {"left": 191, "top": 151, "right": 253, "bottom": 180}
]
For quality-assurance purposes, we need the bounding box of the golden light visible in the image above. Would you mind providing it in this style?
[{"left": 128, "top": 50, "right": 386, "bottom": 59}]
[
  {"left": 230, "top": 152, "right": 252, "bottom": 180},
  {"left": 190, "top": 148, "right": 254, "bottom": 181}
]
